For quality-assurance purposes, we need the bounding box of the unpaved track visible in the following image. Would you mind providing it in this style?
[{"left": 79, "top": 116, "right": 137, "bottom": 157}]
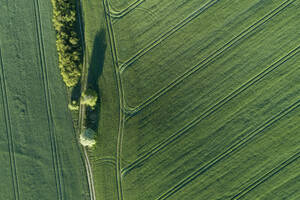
[{"left": 77, "top": 0, "right": 96, "bottom": 199}]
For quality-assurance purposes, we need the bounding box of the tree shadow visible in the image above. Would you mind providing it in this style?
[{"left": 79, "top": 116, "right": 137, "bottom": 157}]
[
  {"left": 86, "top": 30, "right": 107, "bottom": 132},
  {"left": 70, "top": 0, "right": 85, "bottom": 102},
  {"left": 87, "top": 29, "right": 106, "bottom": 90},
  {"left": 71, "top": 82, "right": 81, "bottom": 102}
]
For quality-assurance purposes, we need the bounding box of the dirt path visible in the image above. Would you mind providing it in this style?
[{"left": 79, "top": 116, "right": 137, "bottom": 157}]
[{"left": 76, "top": 0, "right": 96, "bottom": 199}]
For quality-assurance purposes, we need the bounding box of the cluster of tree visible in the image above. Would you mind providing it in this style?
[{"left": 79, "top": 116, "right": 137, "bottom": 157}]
[
  {"left": 51, "top": 0, "right": 82, "bottom": 87},
  {"left": 80, "top": 89, "right": 98, "bottom": 147}
]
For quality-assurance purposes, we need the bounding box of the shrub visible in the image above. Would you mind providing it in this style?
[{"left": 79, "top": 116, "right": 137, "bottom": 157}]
[
  {"left": 81, "top": 89, "right": 98, "bottom": 109},
  {"left": 68, "top": 100, "right": 79, "bottom": 111}
]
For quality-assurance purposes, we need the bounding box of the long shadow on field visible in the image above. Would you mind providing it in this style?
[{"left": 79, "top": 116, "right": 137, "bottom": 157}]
[
  {"left": 86, "top": 30, "right": 107, "bottom": 132},
  {"left": 87, "top": 30, "right": 106, "bottom": 90}
]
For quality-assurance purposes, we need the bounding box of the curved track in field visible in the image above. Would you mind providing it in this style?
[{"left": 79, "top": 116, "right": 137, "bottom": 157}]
[
  {"left": 104, "top": 0, "right": 126, "bottom": 199},
  {"left": 93, "top": 157, "right": 116, "bottom": 167},
  {"left": 231, "top": 152, "right": 300, "bottom": 200},
  {"left": 0, "top": 48, "right": 20, "bottom": 200},
  {"left": 123, "top": 0, "right": 295, "bottom": 116},
  {"left": 157, "top": 99, "right": 300, "bottom": 200},
  {"left": 119, "top": 0, "right": 219, "bottom": 73},
  {"left": 121, "top": 46, "right": 300, "bottom": 175},
  {"left": 108, "top": 0, "right": 146, "bottom": 18},
  {"left": 33, "top": 0, "right": 64, "bottom": 199}
]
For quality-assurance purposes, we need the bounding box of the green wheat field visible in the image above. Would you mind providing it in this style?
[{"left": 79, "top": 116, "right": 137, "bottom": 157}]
[{"left": 0, "top": 0, "right": 299, "bottom": 199}]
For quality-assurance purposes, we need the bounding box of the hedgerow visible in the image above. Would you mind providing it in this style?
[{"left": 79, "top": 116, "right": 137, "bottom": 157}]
[{"left": 51, "top": 0, "right": 82, "bottom": 87}]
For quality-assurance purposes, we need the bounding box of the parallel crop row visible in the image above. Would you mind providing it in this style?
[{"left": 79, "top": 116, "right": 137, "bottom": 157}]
[
  {"left": 123, "top": 0, "right": 295, "bottom": 116},
  {"left": 33, "top": 0, "right": 64, "bottom": 199},
  {"left": 231, "top": 152, "right": 300, "bottom": 200},
  {"left": 119, "top": 0, "right": 219, "bottom": 73},
  {"left": 157, "top": 99, "right": 300, "bottom": 199},
  {"left": 0, "top": 49, "right": 20, "bottom": 200},
  {"left": 122, "top": 46, "right": 300, "bottom": 175}
]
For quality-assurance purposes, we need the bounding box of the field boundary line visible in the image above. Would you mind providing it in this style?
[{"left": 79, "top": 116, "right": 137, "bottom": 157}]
[
  {"left": 104, "top": 0, "right": 126, "bottom": 199},
  {"left": 231, "top": 152, "right": 300, "bottom": 200},
  {"left": 121, "top": 46, "right": 300, "bottom": 175},
  {"left": 123, "top": 0, "right": 295, "bottom": 116},
  {"left": 33, "top": 0, "right": 64, "bottom": 199},
  {"left": 119, "top": 0, "right": 219, "bottom": 73},
  {"left": 108, "top": 0, "right": 145, "bottom": 18},
  {"left": 157, "top": 100, "right": 300, "bottom": 200},
  {"left": 0, "top": 48, "right": 20, "bottom": 200}
]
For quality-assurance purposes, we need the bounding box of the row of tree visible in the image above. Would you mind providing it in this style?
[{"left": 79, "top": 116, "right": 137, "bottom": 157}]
[{"left": 51, "top": 0, "right": 82, "bottom": 87}]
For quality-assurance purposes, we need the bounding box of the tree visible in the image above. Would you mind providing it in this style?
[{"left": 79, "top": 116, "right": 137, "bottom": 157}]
[
  {"left": 81, "top": 89, "right": 98, "bottom": 109},
  {"left": 80, "top": 128, "right": 96, "bottom": 147}
]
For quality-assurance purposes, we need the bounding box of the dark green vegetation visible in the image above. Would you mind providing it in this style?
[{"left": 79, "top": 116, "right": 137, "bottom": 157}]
[
  {"left": 51, "top": 0, "right": 82, "bottom": 87},
  {"left": 83, "top": 0, "right": 300, "bottom": 199},
  {"left": 0, "top": 0, "right": 89, "bottom": 199}
]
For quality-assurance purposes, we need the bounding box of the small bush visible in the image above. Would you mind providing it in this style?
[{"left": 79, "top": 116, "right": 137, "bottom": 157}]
[
  {"left": 68, "top": 100, "right": 79, "bottom": 111},
  {"left": 81, "top": 89, "right": 98, "bottom": 109}
]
